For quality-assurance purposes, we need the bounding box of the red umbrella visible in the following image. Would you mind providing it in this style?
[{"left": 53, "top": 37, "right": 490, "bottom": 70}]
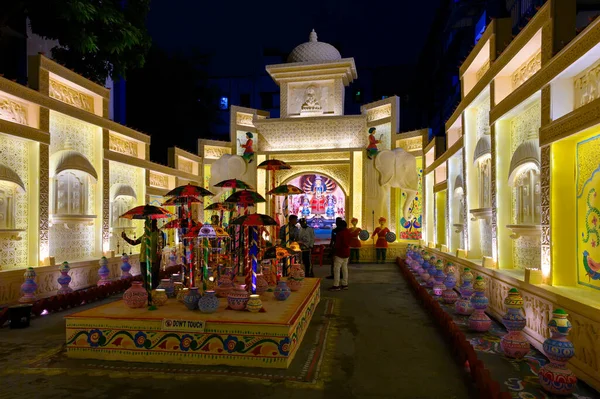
[
  {"left": 162, "top": 196, "right": 202, "bottom": 206},
  {"left": 267, "top": 184, "right": 303, "bottom": 196},
  {"left": 214, "top": 179, "right": 254, "bottom": 190},
  {"left": 166, "top": 184, "right": 214, "bottom": 197},
  {"left": 257, "top": 159, "right": 291, "bottom": 171},
  {"left": 161, "top": 219, "right": 201, "bottom": 230},
  {"left": 230, "top": 213, "right": 278, "bottom": 226},
  {"left": 225, "top": 190, "right": 266, "bottom": 206}
]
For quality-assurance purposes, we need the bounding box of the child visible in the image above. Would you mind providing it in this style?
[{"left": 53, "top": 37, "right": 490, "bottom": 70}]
[{"left": 330, "top": 219, "right": 351, "bottom": 291}]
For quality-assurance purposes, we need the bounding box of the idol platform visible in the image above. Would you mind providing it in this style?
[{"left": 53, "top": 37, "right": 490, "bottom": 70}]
[{"left": 65, "top": 278, "right": 320, "bottom": 369}]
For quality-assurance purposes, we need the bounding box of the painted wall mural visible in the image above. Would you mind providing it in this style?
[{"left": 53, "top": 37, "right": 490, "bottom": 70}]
[
  {"left": 398, "top": 157, "right": 422, "bottom": 240},
  {"left": 577, "top": 134, "right": 600, "bottom": 290}
]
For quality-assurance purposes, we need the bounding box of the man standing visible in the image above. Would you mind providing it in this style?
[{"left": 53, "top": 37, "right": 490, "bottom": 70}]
[
  {"left": 279, "top": 214, "right": 299, "bottom": 245},
  {"left": 298, "top": 218, "right": 315, "bottom": 277},
  {"left": 330, "top": 219, "right": 350, "bottom": 291},
  {"left": 122, "top": 220, "right": 165, "bottom": 289},
  {"left": 327, "top": 217, "right": 343, "bottom": 279}
]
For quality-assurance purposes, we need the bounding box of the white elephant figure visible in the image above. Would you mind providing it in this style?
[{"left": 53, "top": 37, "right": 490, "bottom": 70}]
[
  {"left": 208, "top": 154, "right": 256, "bottom": 198},
  {"left": 374, "top": 148, "right": 419, "bottom": 219}
]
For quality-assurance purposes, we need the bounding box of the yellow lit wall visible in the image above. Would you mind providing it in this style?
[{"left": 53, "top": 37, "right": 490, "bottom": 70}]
[
  {"left": 425, "top": 173, "right": 434, "bottom": 243},
  {"left": 436, "top": 189, "right": 447, "bottom": 246},
  {"left": 464, "top": 108, "right": 482, "bottom": 258},
  {"left": 352, "top": 151, "right": 363, "bottom": 226}
]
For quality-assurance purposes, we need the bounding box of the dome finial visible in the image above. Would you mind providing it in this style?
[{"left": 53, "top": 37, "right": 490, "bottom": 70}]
[{"left": 309, "top": 29, "right": 318, "bottom": 42}]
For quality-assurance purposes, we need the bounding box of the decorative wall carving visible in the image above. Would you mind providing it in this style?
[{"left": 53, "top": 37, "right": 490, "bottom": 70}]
[
  {"left": 0, "top": 135, "right": 29, "bottom": 269},
  {"left": 570, "top": 312, "right": 600, "bottom": 376},
  {"left": 236, "top": 113, "right": 254, "bottom": 127},
  {"left": 178, "top": 157, "right": 193, "bottom": 174},
  {"left": 255, "top": 117, "right": 367, "bottom": 152},
  {"left": 288, "top": 81, "right": 336, "bottom": 116},
  {"left": 396, "top": 137, "right": 423, "bottom": 152},
  {"left": 491, "top": 124, "right": 498, "bottom": 261},
  {"left": 203, "top": 145, "right": 231, "bottom": 160},
  {"left": 102, "top": 160, "right": 110, "bottom": 246},
  {"left": 274, "top": 151, "right": 350, "bottom": 163},
  {"left": 511, "top": 51, "right": 542, "bottom": 89},
  {"left": 50, "top": 112, "right": 97, "bottom": 164},
  {"left": 540, "top": 146, "right": 550, "bottom": 273},
  {"left": 110, "top": 162, "right": 144, "bottom": 252},
  {"left": 476, "top": 60, "right": 490, "bottom": 81},
  {"left": 476, "top": 98, "right": 490, "bottom": 139},
  {"left": 510, "top": 101, "right": 541, "bottom": 153},
  {"left": 301, "top": 85, "right": 322, "bottom": 114},
  {"left": 49, "top": 79, "right": 94, "bottom": 113},
  {"left": 149, "top": 171, "right": 168, "bottom": 188},
  {"left": 49, "top": 223, "right": 95, "bottom": 262},
  {"left": 367, "top": 104, "right": 392, "bottom": 122},
  {"left": 574, "top": 59, "right": 600, "bottom": 109},
  {"left": 0, "top": 95, "right": 28, "bottom": 125},
  {"left": 40, "top": 144, "right": 49, "bottom": 262},
  {"left": 109, "top": 133, "right": 138, "bottom": 157}
]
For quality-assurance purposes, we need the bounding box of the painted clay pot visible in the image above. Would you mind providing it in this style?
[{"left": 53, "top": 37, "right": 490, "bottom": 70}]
[
  {"left": 183, "top": 287, "right": 201, "bottom": 310},
  {"left": 198, "top": 290, "right": 220, "bottom": 313},
  {"left": 274, "top": 281, "right": 291, "bottom": 301},
  {"left": 152, "top": 289, "right": 168, "bottom": 307},
  {"left": 442, "top": 266, "right": 458, "bottom": 304},
  {"left": 500, "top": 288, "right": 529, "bottom": 359},
  {"left": 538, "top": 309, "right": 577, "bottom": 395},
  {"left": 173, "top": 282, "right": 184, "bottom": 299},
  {"left": 288, "top": 278, "right": 303, "bottom": 292},
  {"left": 57, "top": 261, "right": 73, "bottom": 295},
  {"left": 433, "top": 269, "right": 446, "bottom": 297},
  {"left": 170, "top": 273, "right": 182, "bottom": 283},
  {"left": 120, "top": 254, "right": 132, "bottom": 279},
  {"left": 19, "top": 267, "right": 38, "bottom": 303},
  {"left": 177, "top": 288, "right": 189, "bottom": 303},
  {"left": 290, "top": 263, "right": 305, "bottom": 281},
  {"left": 97, "top": 256, "right": 111, "bottom": 286},
  {"left": 246, "top": 294, "right": 263, "bottom": 313},
  {"left": 123, "top": 281, "right": 147, "bottom": 309},
  {"left": 216, "top": 267, "right": 234, "bottom": 298},
  {"left": 468, "top": 276, "right": 491, "bottom": 332},
  {"left": 157, "top": 278, "right": 175, "bottom": 298},
  {"left": 256, "top": 273, "right": 269, "bottom": 295},
  {"left": 227, "top": 285, "right": 250, "bottom": 310}
]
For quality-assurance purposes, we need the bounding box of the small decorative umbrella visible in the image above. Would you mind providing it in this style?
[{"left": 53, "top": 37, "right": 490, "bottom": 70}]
[
  {"left": 166, "top": 184, "right": 214, "bottom": 198},
  {"left": 162, "top": 196, "right": 202, "bottom": 206},
  {"left": 161, "top": 219, "right": 201, "bottom": 230},
  {"left": 214, "top": 179, "right": 254, "bottom": 190},
  {"left": 120, "top": 205, "right": 171, "bottom": 309},
  {"left": 204, "top": 202, "right": 236, "bottom": 226},
  {"left": 268, "top": 184, "right": 303, "bottom": 246},
  {"left": 225, "top": 190, "right": 266, "bottom": 214},
  {"left": 230, "top": 213, "right": 278, "bottom": 294}
]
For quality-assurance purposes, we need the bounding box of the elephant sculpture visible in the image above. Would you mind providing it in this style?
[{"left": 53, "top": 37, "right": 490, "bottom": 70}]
[
  {"left": 374, "top": 148, "right": 419, "bottom": 218},
  {"left": 208, "top": 154, "right": 256, "bottom": 197}
]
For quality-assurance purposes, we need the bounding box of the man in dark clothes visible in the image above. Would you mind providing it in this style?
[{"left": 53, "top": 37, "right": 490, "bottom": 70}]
[{"left": 327, "top": 217, "right": 344, "bottom": 280}]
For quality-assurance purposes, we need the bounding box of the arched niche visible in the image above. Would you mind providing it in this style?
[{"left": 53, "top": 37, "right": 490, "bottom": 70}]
[
  {"left": 110, "top": 183, "right": 137, "bottom": 229},
  {"left": 473, "top": 136, "right": 492, "bottom": 210},
  {"left": 49, "top": 149, "right": 98, "bottom": 226},
  {"left": 0, "top": 164, "right": 26, "bottom": 239}
]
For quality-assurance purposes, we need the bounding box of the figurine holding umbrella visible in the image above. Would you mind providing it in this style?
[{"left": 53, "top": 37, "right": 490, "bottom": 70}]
[
  {"left": 120, "top": 205, "right": 171, "bottom": 310},
  {"left": 268, "top": 184, "right": 303, "bottom": 276}
]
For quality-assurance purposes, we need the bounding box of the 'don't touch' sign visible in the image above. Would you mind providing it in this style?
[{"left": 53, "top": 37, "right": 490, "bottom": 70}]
[{"left": 161, "top": 319, "right": 205, "bottom": 332}]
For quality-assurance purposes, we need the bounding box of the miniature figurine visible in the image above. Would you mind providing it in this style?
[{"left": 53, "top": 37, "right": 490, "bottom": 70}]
[
  {"left": 366, "top": 127, "right": 382, "bottom": 160},
  {"left": 238, "top": 132, "right": 254, "bottom": 163},
  {"left": 372, "top": 217, "right": 390, "bottom": 264}
]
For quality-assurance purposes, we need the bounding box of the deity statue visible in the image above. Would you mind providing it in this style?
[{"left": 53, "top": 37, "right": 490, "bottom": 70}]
[
  {"left": 301, "top": 85, "right": 321, "bottom": 112},
  {"left": 303, "top": 175, "right": 335, "bottom": 215},
  {"left": 301, "top": 195, "right": 311, "bottom": 217},
  {"left": 325, "top": 195, "right": 337, "bottom": 218},
  {"left": 238, "top": 132, "right": 254, "bottom": 163},
  {"left": 366, "top": 127, "right": 382, "bottom": 160}
]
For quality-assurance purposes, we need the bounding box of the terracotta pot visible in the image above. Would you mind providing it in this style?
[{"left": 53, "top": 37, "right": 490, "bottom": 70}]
[
  {"left": 227, "top": 285, "right": 250, "bottom": 311},
  {"left": 123, "top": 281, "right": 147, "bottom": 309}
]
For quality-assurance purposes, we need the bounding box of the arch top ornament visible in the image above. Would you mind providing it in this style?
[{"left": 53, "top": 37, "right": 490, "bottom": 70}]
[{"left": 275, "top": 164, "right": 350, "bottom": 196}]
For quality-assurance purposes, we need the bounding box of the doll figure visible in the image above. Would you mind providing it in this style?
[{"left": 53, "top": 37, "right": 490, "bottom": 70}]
[
  {"left": 349, "top": 217, "right": 362, "bottom": 264},
  {"left": 372, "top": 217, "right": 390, "bottom": 264},
  {"left": 301, "top": 196, "right": 311, "bottom": 217},
  {"left": 325, "top": 195, "right": 337, "bottom": 219},
  {"left": 238, "top": 132, "right": 254, "bottom": 163},
  {"left": 366, "top": 127, "right": 382, "bottom": 160}
]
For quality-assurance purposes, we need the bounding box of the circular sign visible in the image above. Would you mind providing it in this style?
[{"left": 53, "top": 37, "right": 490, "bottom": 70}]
[
  {"left": 385, "top": 231, "right": 397, "bottom": 243},
  {"left": 358, "top": 230, "right": 370, "bottom": 241}
]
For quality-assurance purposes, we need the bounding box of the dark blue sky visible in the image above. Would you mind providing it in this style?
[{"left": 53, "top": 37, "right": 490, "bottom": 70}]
[{"left": 147, "top": 0, "right": 441, "bottom": 76}]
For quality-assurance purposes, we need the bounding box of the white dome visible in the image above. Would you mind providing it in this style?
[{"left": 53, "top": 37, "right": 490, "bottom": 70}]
[{"left": 287, "top": 30, "right": 342, "bottom": 64}]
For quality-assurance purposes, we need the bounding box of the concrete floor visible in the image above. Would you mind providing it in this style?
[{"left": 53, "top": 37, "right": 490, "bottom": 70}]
[{"left": 0, "top": 263, "right": 473, "bottom": 399}]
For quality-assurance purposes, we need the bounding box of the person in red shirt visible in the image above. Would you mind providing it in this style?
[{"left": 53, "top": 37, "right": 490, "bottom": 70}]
[
  {"left": 372, "top": 217, "right": 390, "bottom": 264},
  {"left": 330, "top": 219, "right": 351, "bottom": 291},
  {"left": 348, "top": 217, "right": 362, "bottom": 264},
  {"left": 366, "top": 127, "right": 381, "bottom": 159},
  {"left": 239, "top": 132, "right": 254, "bottom": 163}
]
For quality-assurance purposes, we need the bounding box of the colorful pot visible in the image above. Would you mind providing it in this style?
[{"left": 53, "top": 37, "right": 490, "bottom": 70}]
[
  {"left": 19, "top": 267, "right": 37, "bottom": 303},
  {"left": 288, "top": 278, "right": 303, "bottom": 292},
  {"left": 120, "top": 254, "right": 132, "bottom": 279},
  {"left": 57, "top": 261, "right": 73, "bottom": 295},
  {"left": 274, "top": 281, "right": 291, "bottom": 301},
  {"left": 216, "top": 267, "right": 234, "bottom": 298},
  {"left": 442, "top": 266, "right": 458, "bottom": 304},
  {"left": 256, "top": 273, "right": 269, "bottom": 294},
  {"left": 538, "top": 309, "right": 577, "bottom": 395},
  {"left": 157, "top": 278, "right": 175, "bottom": 298},
  {"left": 173, "top": 282, "right": 184, "bottom": 299},
  {"left": 152, "top": 289, "right": 168, "bottom": 307},
  {"left": 170, "top": 273, "right": 182, "bottom": 283},
  {"left": 183, "top": 287, "right": 201, "bottom": 310},
  {"left": 433, "top": 269, "right": 446, "bottom": 297},
  {"left": 499, "top": 288, "right": 529, "bottom": 359},
  {"left": 227, "top": 285, "right": 250, "bottom": 310},
  {"left": 97, "top": 256, "right": 110, "bottom": 286},
  {"left": 123, "top": 281, "right": 147, "bottom": 309},
  {"left": 177, "top": 288, "right": 189, "bottom": 303},
  {"left": 246, "top": 294, "right": 263, "bottom": 313},
  {"left": 290, "top": 263, "right": 305, "bottom": 281},
  {"left": 468, "top": 276, "right": 491, "bottom": 332},
  {"left": 198, "top": 290, "right": 220, "bottom": 313}
]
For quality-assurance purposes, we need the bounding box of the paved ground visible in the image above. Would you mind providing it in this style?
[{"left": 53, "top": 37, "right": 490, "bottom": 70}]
[{"left": 0, "top": 263, "right": 473, "bottom": 399}]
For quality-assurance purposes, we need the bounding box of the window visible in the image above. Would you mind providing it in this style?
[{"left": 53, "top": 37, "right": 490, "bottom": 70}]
[
  {"left": 219, "top": 96, "right": 229, "bottom": 110},
  {"left": 514, "top": 169, "right": 541, "bottom": 224},
  {"left": 0, "top": 183, "right": 16, "bottom": 229},
  {"left": 54, "top": 171, "right": 88, "bottom": 215},
  {"left": 260, "top": 92, "right": 274, "bottom": 109},
  {"left": 240, "top": 93, "right": 251, "bottom": 108},
  {"left": 478, "top": 157, "right": 491, "bottom": 208}
]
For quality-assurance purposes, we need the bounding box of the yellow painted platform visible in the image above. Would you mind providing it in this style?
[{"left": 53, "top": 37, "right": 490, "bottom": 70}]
[{"left": 65, "top": 278, "right": 321, "bottom": 368}]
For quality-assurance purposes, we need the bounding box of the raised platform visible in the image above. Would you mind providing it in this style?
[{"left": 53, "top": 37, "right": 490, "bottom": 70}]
[{"left": 65, "top": 278, "right": 321, "bottom": 369}]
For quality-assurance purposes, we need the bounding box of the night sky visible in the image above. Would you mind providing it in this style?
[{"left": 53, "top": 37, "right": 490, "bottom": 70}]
[{"left": 146, "top": 0, "right": 441, "bottom": 76}]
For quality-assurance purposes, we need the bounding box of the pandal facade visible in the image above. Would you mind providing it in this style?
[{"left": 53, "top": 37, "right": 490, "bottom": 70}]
[
  {"left": 421, "top": 0, "right": 600, "bottom": 390},
  {"left": 0, "top": 55, "right": 203, "bottom": 304}
]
